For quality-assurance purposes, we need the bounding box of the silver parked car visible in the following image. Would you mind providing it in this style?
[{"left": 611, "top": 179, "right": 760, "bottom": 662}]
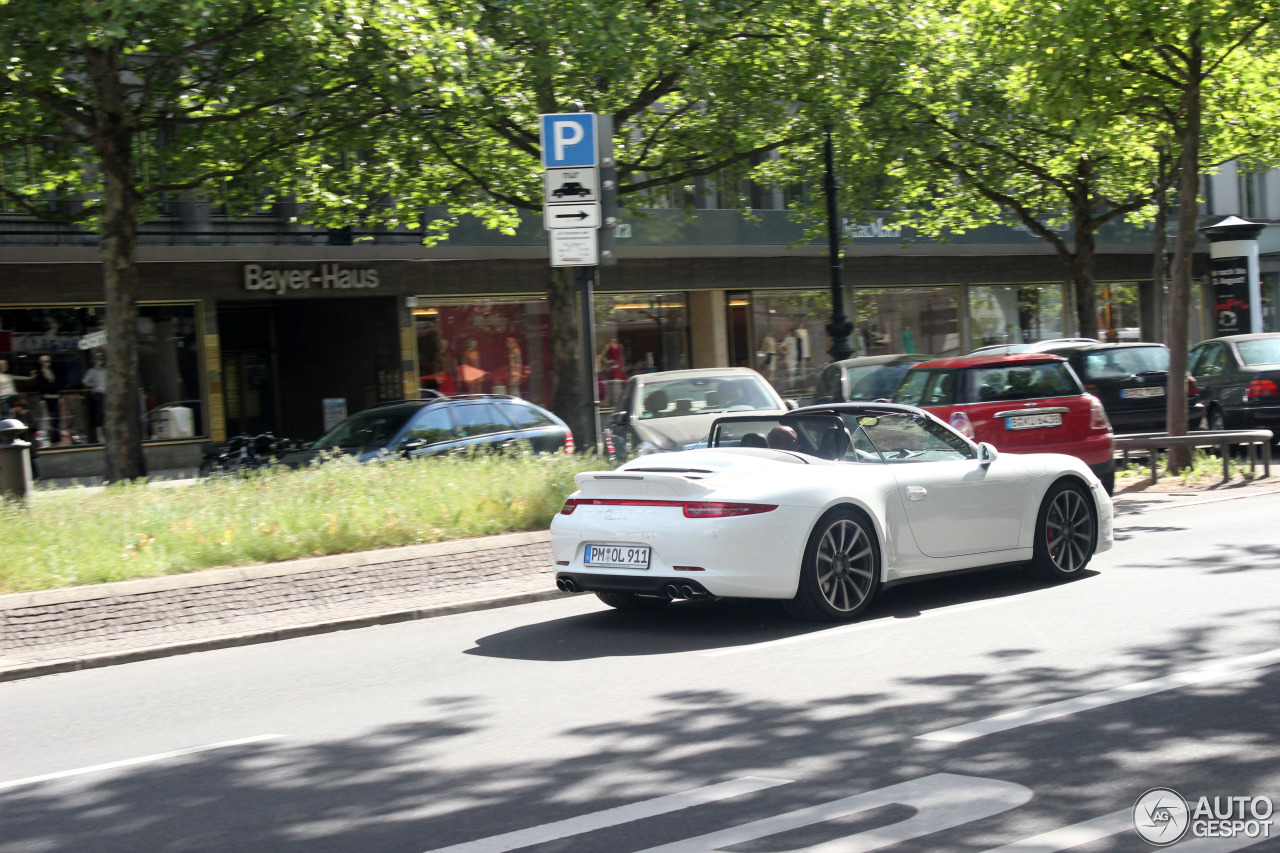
[{"left": 607, "top": 367, "right": 790, "bottom": 456}]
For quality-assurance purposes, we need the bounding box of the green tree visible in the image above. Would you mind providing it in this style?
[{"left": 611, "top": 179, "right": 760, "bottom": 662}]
[
  {"left": 0, "top": 0, "right": 455, "bottom": 480},
  {"left": 852, "top": 6, "right": 1176, "bottom": 342},
  {"left": 299, "top": 0, "right": 916, "bottom": 447},
  {"left": 985, "top": 0, "right": 1280, "bottom": 461}
]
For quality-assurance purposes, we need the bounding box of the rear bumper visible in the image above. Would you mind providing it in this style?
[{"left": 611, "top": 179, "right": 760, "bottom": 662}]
[
  {"left": 556, "top": 572, "right": 708, "bottom": 597},
  {"left": 1234, "top": 404, "right": 1280, "bottom": 432},
  {"left": 1109, "top": 403, "right": 1204, "bottom": 434}
]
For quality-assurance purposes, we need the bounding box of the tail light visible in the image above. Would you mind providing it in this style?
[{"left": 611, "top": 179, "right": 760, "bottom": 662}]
[
  {"left": 682, "top": 502, "right": 778, "bottom": 518},
  {"left": 948, "top": 411, "right": 974, "bottom": 438},
  {"left": 1245, "top": 379, "right": 1279, "bottom": 403},
  {"left": 558, "top": 498, "right": 776, "bottom": 518},
  {"left": 1187, "top": 375, "right": 1198, "bottom": 396},
  {"left": 1088, "top": 396, "right": 1111, "bottom": 430},
  {"left": 563, "top": 429, "right": 575, "bottom": 455}
]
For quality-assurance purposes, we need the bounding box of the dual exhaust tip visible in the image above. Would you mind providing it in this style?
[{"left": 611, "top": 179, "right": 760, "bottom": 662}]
[
  {"left": 555, "top": 576, "right": 704, "bottom": 600},
  {"left": 664, "top": 583, "right": 704, "bottom": 600}
]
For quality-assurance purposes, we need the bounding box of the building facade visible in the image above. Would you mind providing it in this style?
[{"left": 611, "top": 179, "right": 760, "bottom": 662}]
[{"left": 3, "top": 174, "right": 1276, "bottom": 479}]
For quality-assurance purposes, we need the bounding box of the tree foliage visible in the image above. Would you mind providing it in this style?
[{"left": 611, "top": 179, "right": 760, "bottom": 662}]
[{"left": 0, "top": 0, "right": 461, "bottom": 479}]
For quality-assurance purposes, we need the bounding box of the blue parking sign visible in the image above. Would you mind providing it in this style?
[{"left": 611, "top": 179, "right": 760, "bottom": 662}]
[{"left": 540, "top": 114, "right": 598, "bottom": 168}]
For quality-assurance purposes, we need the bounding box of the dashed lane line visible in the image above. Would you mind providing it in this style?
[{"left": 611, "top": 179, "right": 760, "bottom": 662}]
[{"left": 0, "top": 734, "right": 281, "bottom": 791}]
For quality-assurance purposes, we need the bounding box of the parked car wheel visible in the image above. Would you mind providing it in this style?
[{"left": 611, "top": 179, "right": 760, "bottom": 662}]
[
  {"left": 595, "top": 591, "right": 671, "bottom": 612},
  {"left": 785, "top": 508, "right": 880, "bottom": 622},
  {"left": 1030, "top": 480, "right": 1097, "bottom": 580}
]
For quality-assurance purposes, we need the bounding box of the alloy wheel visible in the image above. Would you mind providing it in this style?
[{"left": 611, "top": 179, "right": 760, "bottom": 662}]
[
  {"left": 815, "top": 518, "right": 876, "bottom": 612},
  {"left": 1044, "top": 488, "right": 1094, "bottom": 573}
]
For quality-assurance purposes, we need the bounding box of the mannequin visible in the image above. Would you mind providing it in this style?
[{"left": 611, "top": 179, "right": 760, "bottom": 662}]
[
  {"left": 795, "top": 327, "right": 811, "bottom": 371},
  {"left": 758, "top": 332, "right": 778, "bottom": 383},
  {"left": 82, "top": 349, "right": 107, "bottom": 443},
  {"left": 32, "top": 354, "right": 64, "bottom": 444},
  {"left": 780, "top": 327, "right": 797, "bottom": 384},
  {"left": 461, "top": 338, "right": 483, "bottom": 393},
  {"left": 504, "top": 337, "right": 523, "bottom": 398},
  {"left": 7, "top": 396, "right": 38, "bottom": 477},
  {"left": 0, "top": 359, "right": 29, "bottom": 416}
]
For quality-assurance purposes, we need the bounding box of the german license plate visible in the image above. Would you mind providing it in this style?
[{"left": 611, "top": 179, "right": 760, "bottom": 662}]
[
  {"left": 584, "top": 544, "right": 651, "bottom": 569},
  {"left": 1121, "top": 387, "right": 1165, "bottom": 399},
  {"left": 1006, "top": 413, "right": 1062, "bottom": 430}
]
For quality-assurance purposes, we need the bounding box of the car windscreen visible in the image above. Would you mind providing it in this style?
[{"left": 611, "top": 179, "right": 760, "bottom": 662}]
[
  {"left": 846, "top": 363, "right": 917, "bottom": 400},
  {"left": 1082, "top": 346, "right": 1168, "bottom": 377},
  {"left": 640, "top": 375, "right": 779, "bottom": 419},
  {"left": 309, "top": 407, "right": 415, "bottom": 450},
  {"left": 963, "top": 362, "right": 1081, "bottom": 402},
  {"left": 1236, "top": 338, "right": 1280, "bottom": 366}
]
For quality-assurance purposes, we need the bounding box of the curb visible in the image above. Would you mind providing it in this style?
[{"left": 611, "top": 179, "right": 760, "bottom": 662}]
[{"left": 0, "top": 589, "right": 566, "bottom": 683}]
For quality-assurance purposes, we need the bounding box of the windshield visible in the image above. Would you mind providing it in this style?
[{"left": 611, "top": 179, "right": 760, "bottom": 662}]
[
  {"left": 845, "top": 363, "right": 916, "bottom": 400},
  {"left": 1083, "top": 346, "right": 1168, "bottom": 377},
  {"left": 1237, "top": 338, "right": 1280, "bottom": 366},
  {"left": 309, "top": 407, "right": 415, "bottom": 450},
  {"left": 640, "top": 375, "right": 779, "bottom": 419}
]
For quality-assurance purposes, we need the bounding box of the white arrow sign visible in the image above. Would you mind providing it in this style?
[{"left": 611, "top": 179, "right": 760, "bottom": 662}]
[{"left": 544, "top": 202, "right": 601, "bottom": 230}]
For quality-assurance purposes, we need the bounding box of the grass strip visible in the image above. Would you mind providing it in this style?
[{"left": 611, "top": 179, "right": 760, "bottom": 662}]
[{"left": 0, "top": 451, "right": 601, "bottom": 594}]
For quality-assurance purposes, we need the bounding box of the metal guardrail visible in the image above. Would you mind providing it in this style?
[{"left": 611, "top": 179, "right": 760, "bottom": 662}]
[{"left": 1114, "top": 430, "right": 1274, "bottom": 484}]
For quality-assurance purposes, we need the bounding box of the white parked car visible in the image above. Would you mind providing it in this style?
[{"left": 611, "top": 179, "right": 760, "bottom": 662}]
[
  {"left": 606, "top": 367, "right": 790, "bottom": 457},
  {"left": 553, "top": 403, "right": 1114, "bottom": 621}
]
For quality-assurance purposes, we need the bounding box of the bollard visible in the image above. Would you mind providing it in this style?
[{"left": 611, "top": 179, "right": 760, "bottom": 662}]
[{"left": 0, "top": 418, "right": 34, "bottom": 505}]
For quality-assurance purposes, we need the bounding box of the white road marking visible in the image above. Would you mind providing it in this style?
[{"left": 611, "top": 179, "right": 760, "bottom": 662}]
[
  {"left": 979, "top": 809, "right": 1131, "bottom": 851},
  {"left": 631, "top": 773, "right": 1032, "bottom": 853},
  {"left": 705, "top": 595, "right": 1037, "bottom": 657},
  {"left": 917, "top": 647, "right": 1280, "bottom": 743},
  {"left": 0, "top": 734, "right": 281, "bottom": 791},
  {"left": 421, "top": 776, "right": 791, "bottom": 853}
]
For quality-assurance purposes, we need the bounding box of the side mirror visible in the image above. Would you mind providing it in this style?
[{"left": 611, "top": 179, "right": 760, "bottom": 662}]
[
  {"left": 400, "top": 437, "right": 428, "bottom": 455},
  {"left": 978, "top": 442, "right": 999, "bottom": 466},
  {"left": 785, "top": 399, "right": 799, "bottom": 410},
  {"left": 609, "top": 411, "right": 628, "bottom": 427}
]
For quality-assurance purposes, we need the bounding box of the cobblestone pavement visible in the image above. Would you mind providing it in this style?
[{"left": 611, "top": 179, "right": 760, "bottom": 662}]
[{"left": 3, "top": 479, "right": 1277, "bottom": 682}]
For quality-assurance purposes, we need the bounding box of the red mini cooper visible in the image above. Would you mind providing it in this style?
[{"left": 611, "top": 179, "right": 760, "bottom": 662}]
[{"left": 893, "top": 353, "right": 1116, "bottom": 493}]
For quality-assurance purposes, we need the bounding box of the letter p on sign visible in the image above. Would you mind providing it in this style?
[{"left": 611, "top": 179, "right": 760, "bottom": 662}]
[{"left": 541, "top": 114, "right": 598, "bottom": 168}]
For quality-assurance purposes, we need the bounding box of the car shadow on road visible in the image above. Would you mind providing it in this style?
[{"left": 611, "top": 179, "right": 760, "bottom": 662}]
[{"left": 465, "top": 565, "right": 1091, "bottom": 661}]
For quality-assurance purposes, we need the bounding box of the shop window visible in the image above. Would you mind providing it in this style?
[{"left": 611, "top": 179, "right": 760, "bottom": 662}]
[
  {"left": 750, "top": 290, "right": 829, "bottom": 397},
  {"left": 1096, "top": 282, "right": 1141, "bottom": 342},
  {"left": 0, "top": 303, "right": 203, "bottom": 446},
  {"left": 414, "top": 297, "right": 550, "bottom": 407},
  {"left": 593, "top": 292, "right": 689, "bottom": 409},
  {"left": 968, "top": 284, "right": 1065, "bottom": 348},
  {"left": 853, "top": 286, "right": 962, "bottom": 361}
]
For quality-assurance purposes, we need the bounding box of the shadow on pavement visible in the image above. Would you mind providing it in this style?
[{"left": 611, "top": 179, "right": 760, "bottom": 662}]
[{"left": 464, "top": 565, "right": 1081, "bottom": 662}]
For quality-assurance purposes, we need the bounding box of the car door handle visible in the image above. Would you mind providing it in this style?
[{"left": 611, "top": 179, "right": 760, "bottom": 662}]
[{"left": 905, "top": 485, "right": 928, "bottom": 501}]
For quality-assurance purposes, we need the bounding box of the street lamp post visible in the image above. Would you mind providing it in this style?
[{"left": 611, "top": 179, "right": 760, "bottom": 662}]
[{"left": 822, "top": 126, "right": 854, "bottom": 362}]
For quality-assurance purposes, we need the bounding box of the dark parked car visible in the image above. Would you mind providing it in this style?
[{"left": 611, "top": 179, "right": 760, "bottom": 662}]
[
  {"left": 1037, "top": 342, "right": 1202, "bottom": 434},
  {"left": 803, "top": 353, "right": 934, "bottom": 406},
  {"left": 280, "top": 394, "right": 572, "bottom": 466},
  {"left": 1188, "top": 333, "right": 1280, "bottom": 434}
]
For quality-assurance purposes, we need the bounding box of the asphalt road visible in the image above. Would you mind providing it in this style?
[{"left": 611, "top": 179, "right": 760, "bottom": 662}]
[{"left": 2, "top": 491, "right": 1279, "bottom": 852}]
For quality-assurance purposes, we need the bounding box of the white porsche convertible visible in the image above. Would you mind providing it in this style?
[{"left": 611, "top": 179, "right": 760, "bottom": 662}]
[{"left": 551, "top": 403, "right": 1113, "bottom": 621}]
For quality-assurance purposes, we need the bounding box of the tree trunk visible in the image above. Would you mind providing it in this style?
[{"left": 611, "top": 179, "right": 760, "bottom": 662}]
[
  {"left": 547, "top": 265, "right": 591, "bottom": 452},
  {"left": 1070, "top": 222, "right": 1099, "bottom": 341},
  {"left": 87, "top": 46, "right": 146, "bottom": 481},
  {"left": 1146, "top": 175, "right": 1169, "bottom": 345},
  {"left": 1166, "top": 61, "right": 1202, "bottom": 471}
]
